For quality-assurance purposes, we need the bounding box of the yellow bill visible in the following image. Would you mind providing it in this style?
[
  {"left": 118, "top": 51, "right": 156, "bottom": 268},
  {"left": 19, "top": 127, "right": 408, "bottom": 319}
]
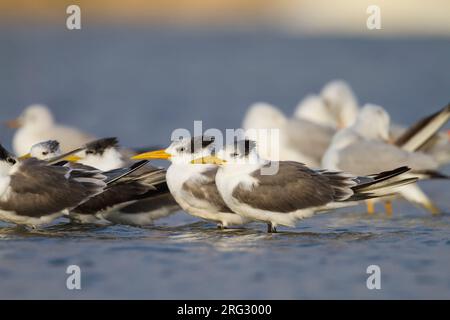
[
  {"left": 191, "top": 155, "right": 226, "bottom": 165},
  {"left": 131, "top": 149, "right": 171, "bottom": 160},
  {"left": 18, "top": 153, "right": 31, "bottom": 160},
  {"left": 64, "top": 155, "right": 82, "bottom": 162}
]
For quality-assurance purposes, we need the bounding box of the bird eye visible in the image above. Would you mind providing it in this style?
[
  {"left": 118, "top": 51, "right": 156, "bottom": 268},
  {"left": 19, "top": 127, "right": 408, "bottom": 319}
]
[
  {"left": 179, "top": 147, "right": 186, "bottom": 152},
  {"left": 86, "top": 150, "right": 93, "bottom": 155},
  {"left": 231, "top": 152, "right": 239, "bottom": 158},
  {"left": 42, "top": 151, "right": 48, "bottom": 155},
  {"left": 6, "top": 157, "right": 16, "bottom": 165}
]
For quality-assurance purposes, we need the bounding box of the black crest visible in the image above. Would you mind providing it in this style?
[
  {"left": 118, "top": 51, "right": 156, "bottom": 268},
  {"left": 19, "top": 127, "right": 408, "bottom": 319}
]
[
  {"left": 0, "top": 144, "right": 11, "bottom": 160},
  {"left": 233, "top": 138, "right": 256, "bottom": 157},
  {"left": 189, "top": 136, "right": 215, "bottom": 153},
  {"left": 0, "top": 144, "right": 16, "bottom": 164},
  {"left": 43, "top": 140, "right": 60, "bottom": 153},
  {"left": 85, "top": 137, "right": 119, "bottom": 155}
]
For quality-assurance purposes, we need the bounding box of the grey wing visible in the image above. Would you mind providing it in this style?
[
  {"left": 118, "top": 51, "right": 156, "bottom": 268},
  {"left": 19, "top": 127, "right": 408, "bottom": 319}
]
[
  {"left": 119, "top": 193, "right": 180, "bottom": 214},
  {"left": 285, "top": 119, "right": 335, "bottom": 164},
  {"left": 1, "top": 159, "right": 105, "bottom": 217},
  {"left": 72, "top": 181, "right": 167, "bottom": 214},
  {"left": 107, "top": 164, "right": 167, "bottom": 188},
  {"left": 73, "top": 165, "right": 169, "bottom": 214},
  {"left": 232, "top": 161, "right": 353, "bottom": 213},
  {"left": 336, "top": 141, "right": 439, "bottom": 175},
  {"left": 182, "top": 167, "right": 231, "bottom": 212}
]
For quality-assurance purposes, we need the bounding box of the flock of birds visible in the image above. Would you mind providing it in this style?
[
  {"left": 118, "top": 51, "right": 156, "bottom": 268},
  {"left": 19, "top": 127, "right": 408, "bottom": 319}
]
[{"left": 0, "top": 80, "right": 449, "bottom": 232}]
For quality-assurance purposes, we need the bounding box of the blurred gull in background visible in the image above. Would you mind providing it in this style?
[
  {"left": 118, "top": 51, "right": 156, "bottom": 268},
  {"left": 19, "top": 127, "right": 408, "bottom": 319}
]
[
  {"left": 6, "top": 104, "right": 95, "bottom": 156},
  {"left": 242, "top": 80, "right": 359, "bottom": 167},
  {"left": 322, "top": 104, "right": 449, "bottom": 214}
]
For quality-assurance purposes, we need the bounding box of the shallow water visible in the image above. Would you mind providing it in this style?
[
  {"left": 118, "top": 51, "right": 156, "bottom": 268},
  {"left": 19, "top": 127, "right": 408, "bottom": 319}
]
[
  {"left": 0, "top": 26, "right": 449, "bottom": 299},
  {"left": 1, "top": 200, "right": 450, "bottom": 299}
]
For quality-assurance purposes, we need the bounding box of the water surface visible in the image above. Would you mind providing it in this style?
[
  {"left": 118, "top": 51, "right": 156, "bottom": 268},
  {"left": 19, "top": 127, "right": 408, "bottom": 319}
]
[{"left": 0, "top": 27, "right": 449, "bottom": 299}]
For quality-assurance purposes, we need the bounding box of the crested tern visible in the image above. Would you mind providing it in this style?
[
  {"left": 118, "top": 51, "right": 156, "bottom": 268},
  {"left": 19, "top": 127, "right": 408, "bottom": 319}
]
[
  {"left": 0, "top": 143, "right": 107, "bottom": 228},
  {"left": 132, "top": 136, "right": 250, "bottom": 228},
  {"left": 196, "top": 139, "right": 416, "bottom": 233}
]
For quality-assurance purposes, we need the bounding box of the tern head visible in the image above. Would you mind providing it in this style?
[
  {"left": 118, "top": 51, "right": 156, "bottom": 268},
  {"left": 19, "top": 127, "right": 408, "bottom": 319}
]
[
  {"left": 353, "top": 104, "right": 391, "bottom": 142},
  {"left": 67, "top": 137, "right": 124, "bottom": 171},
  {"left": 131, "top": 136, "right": 216, "bottom": 165},
  {"left": 192, "top": 139, "right": 261, "bottom": 167},
  {"left": 296, "top": 80, "right": 358, "bottom": 129},
  {"left": 20, "top": 140, "right": 61, "bottom": 160},
  {"left": 242, "top": 103, "right": 287, "bottom": 131},
  {"left": 6, "top": 104, "right": 54, "bottom": 131},
  {"left": 0, "top": 144, "right": 18, "bottom": 175}
]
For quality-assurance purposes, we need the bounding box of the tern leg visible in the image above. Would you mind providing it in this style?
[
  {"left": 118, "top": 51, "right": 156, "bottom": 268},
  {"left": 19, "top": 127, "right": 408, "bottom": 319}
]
[
  {"left": 384, "top": 200, "right": 393, "bottom": 216},
  {"left": 267, "top": 223, "right": 277, "bottom": 233},
  {"left": 366, "top": 200, "right": 375, "bottom": 215},
  {"left": 217, "top": 223, "right": 225, "bottom": 230}
]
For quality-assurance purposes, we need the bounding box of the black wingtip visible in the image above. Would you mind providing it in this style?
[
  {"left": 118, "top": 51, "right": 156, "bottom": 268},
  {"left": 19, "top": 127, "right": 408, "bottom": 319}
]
[{"left": 105, "top": 160, "right": 149, "bottom": 187}]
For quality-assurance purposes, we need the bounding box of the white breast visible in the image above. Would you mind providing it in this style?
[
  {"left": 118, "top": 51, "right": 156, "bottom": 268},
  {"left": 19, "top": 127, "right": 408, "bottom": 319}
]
[
  {"left": 0, "top": 176, "right": 11, "bottom": 200},
  {"left": 166, "top": 164, "right": 215, "bottom": 215}
]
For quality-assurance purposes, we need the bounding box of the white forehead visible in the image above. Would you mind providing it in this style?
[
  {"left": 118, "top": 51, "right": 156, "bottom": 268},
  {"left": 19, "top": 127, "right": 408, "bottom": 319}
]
[{"left": 30, "top": 144, "right": 48, "bottom": 153}]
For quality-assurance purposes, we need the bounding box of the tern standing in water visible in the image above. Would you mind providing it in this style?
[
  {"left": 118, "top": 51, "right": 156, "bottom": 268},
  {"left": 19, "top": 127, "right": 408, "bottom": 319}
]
[
  {"left": 21, "top": 138, "right": 180, "bottom": 226},
  {"left": 0, "top": 144, "right": 107, "bottom": 228},
  {"left": 132, "top": 136, "right": 250, "bottom": 229},
  {"left": 196, "top": 139, "right": 416, "bottom": 233}
]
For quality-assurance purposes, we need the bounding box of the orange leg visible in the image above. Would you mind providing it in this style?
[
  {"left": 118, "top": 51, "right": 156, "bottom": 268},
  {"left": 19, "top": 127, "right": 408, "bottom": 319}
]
[
  {"left": 366, "top": 200, "right": 375, "bottom": 215},
  {"left": 384, "top": 200, "right": 393, "bottom": 217}
]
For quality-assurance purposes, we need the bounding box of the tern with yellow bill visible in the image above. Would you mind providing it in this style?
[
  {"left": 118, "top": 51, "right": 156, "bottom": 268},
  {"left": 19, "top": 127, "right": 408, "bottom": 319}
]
[
  {"left": 18, "top": 138, "right": 180, "bottom": 226},
  {"left": 0, "top": 143, "right": 108, "bottom": 228},
  {"left": 132, "top": 136, "right": 250, "bottom": 229},
  {"left": 196, "top": 139, "right": 417, "bottom": 233}
]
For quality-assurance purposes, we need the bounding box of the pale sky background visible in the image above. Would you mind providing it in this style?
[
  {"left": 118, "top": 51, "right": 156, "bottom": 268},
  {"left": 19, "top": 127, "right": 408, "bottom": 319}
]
[{"left": 0, "top": 0, "right": 449, "bottom": 36}]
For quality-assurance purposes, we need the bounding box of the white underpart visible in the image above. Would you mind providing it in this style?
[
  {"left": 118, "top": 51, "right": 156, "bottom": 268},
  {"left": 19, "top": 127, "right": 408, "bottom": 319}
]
[
  {"left": 166, "top": 164, "right": 248, "bottom": 227},
  {"left": 215, "top": 163, "right": 316, "bottom": 228},
  {"left": 0, "top": 210, "right": 63, "bottom": 227},
  {"left": 102, "top": 205, "right": 179, "bottom": 226},
  {"left": 78, "top": 148, "right": 125, "bottom": 171},
  {"left": 214, "top": 148, "right": 321, "bottom": 228},
  {"left": 69, "top": 212, "right": 111, "bottom": 225},
  {"left": 12, "top": 105, "right": 94, "bottom": 156}
]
